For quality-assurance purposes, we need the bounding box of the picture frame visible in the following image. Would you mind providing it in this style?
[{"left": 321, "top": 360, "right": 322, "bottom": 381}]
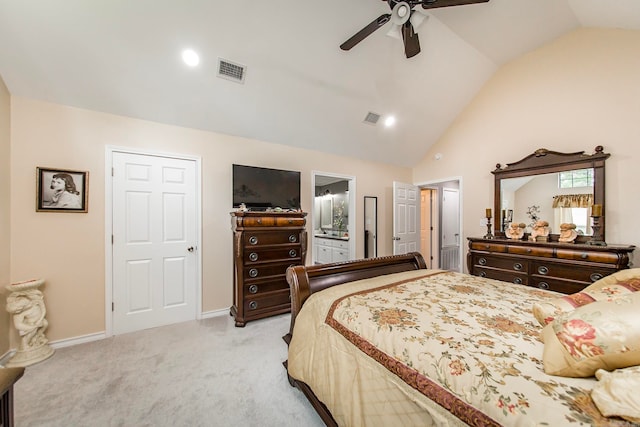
[
  {"left": 506, "top": 209, "right": 513, "bottom": 223},
  {"left": 36, "top": 167, "right": 89, "bottom": 213}
]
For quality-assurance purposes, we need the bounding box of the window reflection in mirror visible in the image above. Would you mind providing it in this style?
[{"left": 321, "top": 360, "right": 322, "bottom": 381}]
[{"left": 500, "top": 168, "right": 594, "bottom": 235}]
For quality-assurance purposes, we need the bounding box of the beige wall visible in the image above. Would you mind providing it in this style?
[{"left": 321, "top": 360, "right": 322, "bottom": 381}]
[
  {"left": 413, "top": 28, "right": 640, "bottom": 269},
  {"left": 0, "top": 75, "right": 10, "bottom": 354},
  {"left": 9, "top": 27, "right": 639, "bottom": 345},
  {"left": 9, "top": 97, "right": 411, "bottom": 343}
]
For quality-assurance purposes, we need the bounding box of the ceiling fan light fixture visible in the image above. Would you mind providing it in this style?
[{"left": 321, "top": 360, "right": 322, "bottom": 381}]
[
  {"left": 410, "top": 10, "right": 428, "bottom": 30},
  {"left": 391, "top": 2, "right": 412, "bottom": 25},
  {"left": 386, "top": 24, "right": 402, "bottom": 40}
]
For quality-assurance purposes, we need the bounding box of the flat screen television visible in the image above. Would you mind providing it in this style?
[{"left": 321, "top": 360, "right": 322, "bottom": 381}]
[{"left": 232, "top": 164, "right": 301, "bottom": 211}]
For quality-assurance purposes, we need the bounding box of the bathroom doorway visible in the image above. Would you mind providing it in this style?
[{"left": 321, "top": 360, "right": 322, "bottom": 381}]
[{"left": 311, "top": 172, "right": 356, "bottom": 264}]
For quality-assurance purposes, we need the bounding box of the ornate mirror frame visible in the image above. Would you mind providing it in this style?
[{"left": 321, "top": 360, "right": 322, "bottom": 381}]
[{"left": 492, "top": 146, "right": 609, "bottom": 242}]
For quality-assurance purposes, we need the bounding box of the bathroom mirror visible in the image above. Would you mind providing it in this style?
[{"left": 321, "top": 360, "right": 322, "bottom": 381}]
[
  {"left": 320, "top": 196, "right": 333, "bottom": 229},
  {"left": 364, "top": 196, "right": 377, "bottom": 258}
]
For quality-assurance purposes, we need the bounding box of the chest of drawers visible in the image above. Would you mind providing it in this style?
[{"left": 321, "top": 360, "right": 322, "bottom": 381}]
[
  {"left": 230, "top": 211, "right": 307, "bottom": 327},
  {"left": 467, "top": 237, "right": 635, "bottom": 294}
]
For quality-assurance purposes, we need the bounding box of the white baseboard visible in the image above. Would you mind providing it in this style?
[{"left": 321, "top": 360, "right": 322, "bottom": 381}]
[
  {"left": 2, "top": 312, "right": 229, "bottom": 361},
  {"left": 0, "top": 331, "right": 106, "bottom": 366},
  {"left": 49, "top": 331, "right": 107, "bottom": 349},
  {"left": 200, "top": 308, "right": 229, "bottom": 319}
]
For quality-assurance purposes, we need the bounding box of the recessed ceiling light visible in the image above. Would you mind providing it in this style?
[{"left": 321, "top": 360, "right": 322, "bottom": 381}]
[
  {"left": 182, "top": 49, "right": 200, "bottom": 67},
  {"left": 384, "top": 116, "right": 396, "bottom": 127}
]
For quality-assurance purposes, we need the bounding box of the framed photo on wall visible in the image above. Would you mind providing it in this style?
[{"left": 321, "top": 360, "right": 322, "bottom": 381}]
[{"left": 36, "top": 167, "right": 89, "bottom": 213}]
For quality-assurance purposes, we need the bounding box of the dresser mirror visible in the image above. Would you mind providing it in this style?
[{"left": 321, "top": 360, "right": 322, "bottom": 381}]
[{"left": 493, "top": 147, "right": 609, "bottom": 242}]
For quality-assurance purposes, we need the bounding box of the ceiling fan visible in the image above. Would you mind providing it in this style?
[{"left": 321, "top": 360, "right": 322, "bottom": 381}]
[{"left": 340, "top": 0, "right": 490, "bottom": 58}]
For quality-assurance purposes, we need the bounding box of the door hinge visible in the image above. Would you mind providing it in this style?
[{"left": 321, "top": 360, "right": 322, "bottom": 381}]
[
  {"left": 112, "top": 235, "right": 114, "bottom": 244},
  {"left": 112, "top": 167, "right": 114, "bottom": 177},
  {"left": 112, "top": 302, "right": 114, "bottom": 312}
]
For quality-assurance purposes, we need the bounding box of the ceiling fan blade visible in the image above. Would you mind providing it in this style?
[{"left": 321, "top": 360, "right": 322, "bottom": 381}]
[
  {"left": 340, "top": 14, "right": 392, "bottom": 51},
  {"left": 420, "top": 0, "right": 489, "bottom": 10},
  {"left": 401, "top": 21, "right": 421, "bottom": 58}
]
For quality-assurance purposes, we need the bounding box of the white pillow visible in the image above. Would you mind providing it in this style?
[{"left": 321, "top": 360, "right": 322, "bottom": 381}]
[{"left": 591, "top": 366, "right": 640, "bottom": 423}]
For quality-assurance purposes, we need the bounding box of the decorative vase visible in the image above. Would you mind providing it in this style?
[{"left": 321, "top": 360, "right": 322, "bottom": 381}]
[{"left": 5, "top": 279, "right": 54, "bottom": 367}]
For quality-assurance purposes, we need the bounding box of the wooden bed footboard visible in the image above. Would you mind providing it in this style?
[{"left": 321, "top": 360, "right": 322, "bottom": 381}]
[{"left": 284, "top": 252, "right": 427, "bottom": 343}]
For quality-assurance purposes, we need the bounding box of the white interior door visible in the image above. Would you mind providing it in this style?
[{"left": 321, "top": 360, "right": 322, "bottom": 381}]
[
  {"left": 112, "top": 152, "right": 197, "bottom": 334},
  {"left": 393, "top": 181, "right": 420, "bottom": 255},
  {"left": 441, "top": 187, "right": 461, "bottom": 271}
]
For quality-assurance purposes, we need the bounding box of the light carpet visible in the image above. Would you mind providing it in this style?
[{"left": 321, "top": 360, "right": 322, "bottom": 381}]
[{"left": 14, "top": 313, "right": 324, "bottom": 427}]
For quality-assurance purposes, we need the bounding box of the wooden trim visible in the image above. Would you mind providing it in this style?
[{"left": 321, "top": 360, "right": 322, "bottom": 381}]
[{"left": 0, "top": 367, "right": 23, "bottom": 427}]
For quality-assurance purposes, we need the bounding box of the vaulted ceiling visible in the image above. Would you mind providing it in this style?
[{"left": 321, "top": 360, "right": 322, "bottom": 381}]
[{"left": 1, "top": 0, "right": 639, "bottom": 167}]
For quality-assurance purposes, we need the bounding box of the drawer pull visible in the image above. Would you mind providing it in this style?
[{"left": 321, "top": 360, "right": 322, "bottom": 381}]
[
  {"left": 484, "top": 245, "right": 490, "bottom": 249},
  {"left": 478, "top": 258, "right": 487, "bottom": 266},
  {"left": 538, "top": 266, "right": 549, "bottom": 275},
  {"left": 289, "top": 234, "right": 297, "bottom": 243},
  {"left": 288, "top": 219, "right": 293, "bottom": 224},
  {"left": 257, "top": 218, "right": 262, "bottom": 224},
  {"left": 249, "top": 301, "right": 258, "bottom": 310},
  {"left": 249, "top": 268, "right": 258, "bottom": 278},
  {"left": 581, "top": 253, "right": 588, "bottom": 259},
  {"left": 513, "top": 277, "right": 523, "bottom": 285},
  {"left": 249, "top": 252, "right": 258, "bottom": 262},
  {"left": 513, "top": 263, "right": 523, "bottom": 271},
  {"left": 527, "top": 249, "right": 532, "bottom": 253},
  {"left": 249, "top": 236, "right": 258, "bottom": 245},
  {"left": 538, "top": 282, "right": 550, "bottom": 290},
  {"left": 248, "top": 285, "right": 258, "bottom": 294},
  {"left": 590, "top": 273, "right": 604, "bottom": 282},
  {"left": 289, "top": 249, "right": 297, "bottom": 258},
  {"left": 479, "top": 271, "right": 487, "bottom": 278}
]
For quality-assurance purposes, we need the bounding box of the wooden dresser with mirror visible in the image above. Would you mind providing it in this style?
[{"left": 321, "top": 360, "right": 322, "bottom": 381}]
[{"left": 468, "top": 147, "right": 635, "bottom": 294}]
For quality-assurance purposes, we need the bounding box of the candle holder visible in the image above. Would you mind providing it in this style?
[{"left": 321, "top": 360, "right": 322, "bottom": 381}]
[
  {"left": 484, "top": 217, "right": 494, "bottom": 239},
  {"left": 588, "top": 215, "right": 606, "bottom": 246}
]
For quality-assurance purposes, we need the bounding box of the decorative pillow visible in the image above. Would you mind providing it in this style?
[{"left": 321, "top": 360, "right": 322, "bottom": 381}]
[
  {"left": 532, "top": 268, "right": 640, "bottom": 326},
  {"left": 542, "top": 292, "right": 640, "bottom": 378},
  {"left": 591, "top": 366, "right": 640, "bottom": 423}
]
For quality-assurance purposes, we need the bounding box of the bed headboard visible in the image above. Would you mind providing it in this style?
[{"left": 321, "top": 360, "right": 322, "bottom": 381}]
[{"left": 284, "top": 252, "right": 427, "bottom": 343}]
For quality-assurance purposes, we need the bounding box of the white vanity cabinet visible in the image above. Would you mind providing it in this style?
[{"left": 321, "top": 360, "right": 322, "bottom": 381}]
[
  {"left": 331, "top": 240, "right": 349, "bottom": 262},
  {"left": 314, "top": 237, "right": 349, "bottom": 264},
  {"left": 315, "top": 238, "right": 333, "bottom": 264}
]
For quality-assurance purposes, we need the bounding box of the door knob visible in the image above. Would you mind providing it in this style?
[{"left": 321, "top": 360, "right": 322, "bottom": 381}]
[{"left": 187, "top": 246, "right": 194, "bottom": 252}]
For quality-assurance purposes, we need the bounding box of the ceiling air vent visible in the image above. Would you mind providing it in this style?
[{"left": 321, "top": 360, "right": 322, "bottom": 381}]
[
  {"left": 363, "top": 111, "right": 381, "bottom": 125},
  {"left": 217, "top": 58, "right": 246, "bottom": 84}
]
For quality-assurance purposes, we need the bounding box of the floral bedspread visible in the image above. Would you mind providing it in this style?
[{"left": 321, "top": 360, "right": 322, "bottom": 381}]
[{"left": 306, "top": 270, "right": 636, "bottom": 426}]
